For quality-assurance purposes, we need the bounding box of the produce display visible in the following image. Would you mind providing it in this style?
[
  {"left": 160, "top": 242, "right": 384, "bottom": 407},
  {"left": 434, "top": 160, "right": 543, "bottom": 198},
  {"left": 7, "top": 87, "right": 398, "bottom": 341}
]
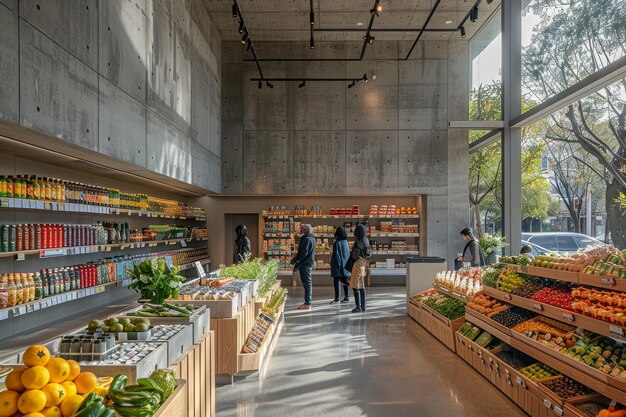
[
  {"left": 519, "top": 363, "right": 560, "bottom": 381},
  {"left": 263, "top": 288, "right": 287, "bottom": 318},
  {"left": 539, "top": 375, "right": 593, "bottom": 399},
  {"left": 562, "top": 336, "right": 626, "bottom": 379},
  {"left": 494, "top": 349, "right": 537, "bottom": 370},
  {"left": 497, "top": 270, "right": 529, "bottom": 293},
  {"left": 490, "top": 306, "right": 536, "bottom": 328},
  {"left": 499, "top": 254, "right": 533, "bottom": 266},
  {"left": 128, "top": 303, "right": 195, "bottom": 318},
  {"left": 108, "top": 369, "right": 176, "bottom": 417},
  {"left": 219, "top": 258, "right": 278, "bottom": 298},
  {"left": 421, "top": 294, "right": 465, "bottom": 320},
  {"left": 511, "top": 279, "right": 545, "bottom": 298},
  {"left": 481, "top": 267, "right": 502, "bottom": 288},
  {"left": 434, "top": 268, "right": 483, "bottom": 297},
  {"left": 528, "top": 247, "right": 624, "bottom": 274},
  {"left": 171, "top": 286, "right": 236, "bottom": 301},
  {"left": 86, "top": 317, "right": 151, "bottom": 334},
  {"left": 594, "top": 405, "right": 626, "bottom": 417},
  {"left": 530, "top": 285, "right": 575, "bottom": 310},
  {"left": 571, "top": 287, "right": 626, "bottom": 326},
  {"left": 467, "top": 294, "right": 509, "bottom": 317},
  {"left": 241, "top": 314, "right": 275, "bottom": 354},
  {"left": 80, "top": 342, "right": 161, "bottom": 366},
  {"left": 126, "top": 258, "right": 185, "bottom": 305},
  {"left": 512, "top": 317, "right": 575, "bottom": 350}
]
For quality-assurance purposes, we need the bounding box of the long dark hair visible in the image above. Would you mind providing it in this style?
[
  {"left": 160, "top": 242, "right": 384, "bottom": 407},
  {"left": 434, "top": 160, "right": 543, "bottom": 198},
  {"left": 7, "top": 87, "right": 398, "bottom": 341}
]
[
  {"left": 235, "top": 224, "right": 247, "bottom": 243},
  {"left": 354, "top": 224, "right": 370, "bottom": 248},
  {"left": 334, "top": 226, "right": 347, "bottom": 241},
  {"left": 460, "top": 227, "right": 475, "bottom": 240}
]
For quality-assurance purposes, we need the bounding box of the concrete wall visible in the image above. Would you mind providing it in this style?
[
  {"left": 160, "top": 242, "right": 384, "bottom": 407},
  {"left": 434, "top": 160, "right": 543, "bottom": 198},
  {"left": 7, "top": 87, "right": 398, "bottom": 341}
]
[
  {"left": 0, "top": 0, "right": 221, "bottom": 192},
  {"left": 220, "top": 40, "right": 469, "bottom": 267}
]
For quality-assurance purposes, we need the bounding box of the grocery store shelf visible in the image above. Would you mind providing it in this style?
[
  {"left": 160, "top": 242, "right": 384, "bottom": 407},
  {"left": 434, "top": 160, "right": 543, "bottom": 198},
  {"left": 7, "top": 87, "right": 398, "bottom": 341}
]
[
  {"left": 372, "top": 250, "right": 419, "bottom": 256},
  {"left": 177, "top": 258, "right": 212, "bottom": 272},
  {"left": 482, "top": 285, "right": 626, "bottom": 342},
  {"left": 0, "top": 237, "right": 208, "bottom": 259},
  {"left": 314, "top": 233, "right": 419, "bottom": 238},
  {"left": 0, "top": 197, "right": 206, "bottom": 221},
  {"left": 433, "top": 283, "right": 473, "bottom": 303},
  {"left": 263, "top": 214, "right": 419, "bottom": 220},
  {"left": 369, "top": 268, "right": 407, "bottom": 276},
  {"left": 464, "top": 308, "right": 512, "bottom": 344},
  {"left": 502, "top": 263, "right": 625, "bottom": 291},
  {"left": 263, "top": 233, "right": 292, "bottom": 238}
]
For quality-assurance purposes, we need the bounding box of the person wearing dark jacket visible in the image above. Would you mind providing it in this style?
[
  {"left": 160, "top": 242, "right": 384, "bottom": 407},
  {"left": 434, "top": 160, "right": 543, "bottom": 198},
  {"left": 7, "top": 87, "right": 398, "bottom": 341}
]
[
  {"left": 291, "top": 224, "right": 316, "bottom": 310},
  {"left": 330, "top": 226, "right": 350, "bottom": 304},
  {"left": 457, "top": 228, "right": 482, "bottom": 267},
  {"left": 348, "top": 224, "right": 371, "bottom": 313},
  {"left": 233, "top": 224, "right": 251, "bottom": 264}
]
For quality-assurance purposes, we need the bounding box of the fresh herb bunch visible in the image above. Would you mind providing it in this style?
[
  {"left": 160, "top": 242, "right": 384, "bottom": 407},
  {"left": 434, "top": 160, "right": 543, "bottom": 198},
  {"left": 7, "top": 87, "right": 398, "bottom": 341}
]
[
  {"left": 219, "top": 258, "right": 279, "bottom": 297},
  {"left": 482, "top": 267, "right": 501, "bottom": 288},
  {"left": 423, "top": 295, "right": 465, "bottom": 320},
  {"left": 126, "top": 258, "right": 185, "bottom": 304}
]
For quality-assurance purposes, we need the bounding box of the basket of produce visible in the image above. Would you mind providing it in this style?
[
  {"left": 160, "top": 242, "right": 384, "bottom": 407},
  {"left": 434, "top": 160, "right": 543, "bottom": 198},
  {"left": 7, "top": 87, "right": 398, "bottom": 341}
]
[
  {"left": 564, "top": 397, "right": 625, "bottom": 417},
  {"left": 512, "top": 316, "right": 575, "bottom": 349},
  {"left": 467, "top": 294, "right": 509, "bottom": 318},
  {"left": 536, "top": 375, "right": 596, "bottom": 407},
  {"left": 126, "top": 304, "right": 209, "bottom": 344},
  {"left": 85, "top": 317, "right": 153, "bottom": 341},
  {"left": 169, "top": 286, "right": 239, "bottom": 318}
]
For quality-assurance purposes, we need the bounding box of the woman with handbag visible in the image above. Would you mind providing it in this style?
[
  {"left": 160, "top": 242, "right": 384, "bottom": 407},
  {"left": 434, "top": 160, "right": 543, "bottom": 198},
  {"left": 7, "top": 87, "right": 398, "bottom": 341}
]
[
  {"left": 329, "top": 226, "right": 350, "bottom": 304},
  {"left": 347, "top": 224, "right": 371, "bottom": 313}
]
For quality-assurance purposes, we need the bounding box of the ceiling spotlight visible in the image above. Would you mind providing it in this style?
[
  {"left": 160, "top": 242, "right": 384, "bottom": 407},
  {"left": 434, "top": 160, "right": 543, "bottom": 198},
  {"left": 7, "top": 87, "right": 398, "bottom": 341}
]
[
  {"left": 364, "top": 34, "right": 375, "bottom": 45},
  {"left": 231, "top": 2, "right": 238, "bottom": 18},
  {"left": 363, "top": 74, "right": 368, "bottom": 83},
  {"left": 266, "top": 81, "right": 274, "bottom": 88},
  {"left": 470, "top": 6, "right": 479, "bottom": 22},
  {"left": 238, "top": 20, "right": 244, "bottom": 33},
  {"left": 258, "top": 80, "right": 262, "bottom": 89},
  {"left": 445, "top": 20, "right": 453, "bottom": 24},
  {"left": 460, "top": 25, "right": 466, "bottom": 38},
  {"left": 246, "top": 39, "right": 252, "bottom": 51},
  {"left": 310, "top": 36, "right": 315, "bottom": 49},
  {"left": 348, "top": 80, "right": 356, "bottom": 88},
  {"left": 310, "top": 11, "right": 315, "bottom": 25},
  {"left": 375, "top": 3, "right": 382, "bottom": 13},
  {"left": 298, "top": 81, "right": 306, "bottom": 88},
  {"left": 241, "top": 31, "right": 249, "bottom": 45},
  {"left": 357, "top": 22, "right": 364, "bottom": 26}
]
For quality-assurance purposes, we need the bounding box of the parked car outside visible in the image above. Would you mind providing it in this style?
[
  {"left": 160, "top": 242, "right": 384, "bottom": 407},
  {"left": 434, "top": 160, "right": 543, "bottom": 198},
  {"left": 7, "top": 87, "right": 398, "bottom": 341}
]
[{"left": 521, "top": 232, "right": 605, "bottom": 253}]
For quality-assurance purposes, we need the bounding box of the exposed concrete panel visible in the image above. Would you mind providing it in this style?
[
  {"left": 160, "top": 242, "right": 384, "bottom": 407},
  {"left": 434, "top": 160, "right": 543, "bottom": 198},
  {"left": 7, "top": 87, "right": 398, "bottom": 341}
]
[
  {"left": 243, "top": 131, "right": 293, "bottom": 194},
  {"left": 346, "top": 41, "right": 399, "bottom": 60},
  {"left": 221, "top": 122, "right": 243, "bottom": 194},
  {"left": 146, "top": 109, "right": 192, "bottom": 184},
  {"left": 0, "top": 3, "right": 18, "bottom": 123},
  {"left": 293, "top": 131, "right": 346, "bottom": 194},
  {"left": 399, "top": 40, "right": 449, "bottom": 60},
  {"left": 398, "top": 130, "right": 448, "bottom": 195},
  {"left": 243, "top": 62, "right": 294, "bottom": 131},
  {"left": 346, "top": 131, "right": 399, "bottom": 193},
  {"left": 399, "top": 107, "right": 448, "bottom": 130},
  {"left": 190, "top": 25, "right": 212, "bottom": 151},
  {"left": 222, "top": 64, "right": 243, "bottom": 122},
  {"left": 98, "top": 77, "right": 147, "bottom": 167},
  {"left": 399, "top": 84, "right": 448, "bottom": 109},
  {"left": 447, "top": 40, "right": 469, "bottom": 121},
  {"left": 222, "top": 41, "right": 243, "bottom": 65},
  {"left": 20, "top": 22, "right": 99, "bottom": 150},
  {"left": 99, "top": 0, "right": 149, "bottom": 104},
  {"left": 0, "top": 0, "right": 16, "bottom": 12},
  {"left": 399, "top": 59, "right": 447, "bottom": 85},
  {"left": 190, "top": 139, "right": 212, "bottom": 190},
  {"left": 210, "top": 73, "right": 221, "bottom": 156},
  {"left": 20, "top": 0, "right": 98, "bottom": 70},
  {"left": 427, "top": 195, "right": 449, "bottom": 259}
]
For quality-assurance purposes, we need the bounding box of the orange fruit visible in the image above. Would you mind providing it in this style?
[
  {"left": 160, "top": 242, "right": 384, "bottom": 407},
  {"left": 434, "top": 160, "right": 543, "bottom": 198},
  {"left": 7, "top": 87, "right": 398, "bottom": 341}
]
[
  {"left": 58, "top": 383, "right": 75, "bottom": 399},
  {"left": 21, "top": 367, "right": 50, "bottom": 390},
  {"left": 5, "top": 370, "right": 26, "bottom": 393},
  {"left": 22, "top": 346, "right": 50, "bottom": 368},
  {"left": 17, "top": 390, "right": 46, "bottom": 414},
  {"left": 58, "top": 395, "right": 83, "bottom": 417},
  {"left": 0, "top": 390, "right": 19, "bottom": 417},
  {"left": 72, "top": 373, "right": 96, "bottom": 395},
  {"left": 64, "top": 362, "right": 79, "bottom": 382},
  {"left": 23, "top": 413, "right": 45, "bottom": 417},
  {"left": 39, "top": 407, "right": 61, "bottom": 417},
  {"left": 44, "top": 360, "right": 69, "bottom": 384},
  {"left": 40, "top": 384, "right": 65, "bottom": 408}
]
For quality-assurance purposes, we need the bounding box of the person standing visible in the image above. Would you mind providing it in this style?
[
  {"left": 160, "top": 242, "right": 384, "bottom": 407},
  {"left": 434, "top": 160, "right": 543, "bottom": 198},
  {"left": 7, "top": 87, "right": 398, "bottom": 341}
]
[
  {"left": 456, "top": 228, "right": 483, "bottom": 267},
  {"left": 347, "top": 224, "right": 371, "bottom": 313},
  {"left": 291, "top": 224, "right": 316, "bottom": 310},
  {"left": 330, "top": 226, "right": 350, "bottom": 304},
  {"left": 233, "top": 224, "right": 251, "bottom": 264}
]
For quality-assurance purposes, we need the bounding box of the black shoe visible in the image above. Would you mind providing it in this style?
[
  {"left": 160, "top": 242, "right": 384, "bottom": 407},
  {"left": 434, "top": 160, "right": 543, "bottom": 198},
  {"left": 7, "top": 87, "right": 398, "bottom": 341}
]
[
  {"left": 340, "top": 299, "right": 349, "bottom": 303},
  {"left": 351, "top": 307, "right": 362, "bottom": 313},
  {"left": 361, "top": 307, "right": 366, "bottom": 312}
]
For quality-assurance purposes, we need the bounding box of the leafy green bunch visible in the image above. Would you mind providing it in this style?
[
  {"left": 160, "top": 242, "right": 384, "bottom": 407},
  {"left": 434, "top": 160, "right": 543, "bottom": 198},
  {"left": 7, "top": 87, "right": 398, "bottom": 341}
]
[
  {"left": 219, "top": 258, "right": 279, "bottom": 297},
  {"left": 126, "top": 258, "right": 185, "bottom": 304},
  {"left": 479, "top": 234, "right": 509, "bottom": 255}
]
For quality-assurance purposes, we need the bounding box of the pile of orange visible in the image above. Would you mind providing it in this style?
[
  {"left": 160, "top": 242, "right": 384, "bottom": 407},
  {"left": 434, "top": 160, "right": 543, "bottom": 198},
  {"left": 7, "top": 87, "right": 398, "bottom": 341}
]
[{"left": 0, "top": 345, "right": 99, "bottom": 417}]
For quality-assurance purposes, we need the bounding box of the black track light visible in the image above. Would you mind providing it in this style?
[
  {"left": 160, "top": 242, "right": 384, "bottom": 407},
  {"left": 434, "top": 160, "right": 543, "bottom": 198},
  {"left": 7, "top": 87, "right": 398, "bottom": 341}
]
[
  {"left": 258, "top": 80, "right": 262, "bottom": 89},
  {"left": 232, "top": 2, "right": 238, "bottom": 18},
  {"left": 460, "top": 25, "right": 466, "bottom": 38},
  {"left": 363, "top": 74, "right": 368, "bottom": 83},
  {"left": 348, "top": 80, "right": 356, "bottom": 88},
  {"left": 310, "top": 36, "right": 315, "bottom": 49},
  {"left": 375, "top": 3, "right": 382, "bottom": 13},
  {"left": 238, "top": 20, "right": 244, "bottom": 33},
  {"left": 298, "top": 81, "right": 306, "bottom": 88},
  {"left": 246, "top": 39, "right": 252, "bottom": 51},
  {"left": 310, "top": 11, "right": 315, "bottom": 25},
  {"left": 241, "top": 31, "right": 249, "bottom": 45},
  {"left": 470, "top": 6, "right": 478, "bottom": 23},
  {"left": 368, "top": 35, "right": 375, "bottom": 45},
  {"left": 266, "top": 81, "right": 274, "bottom": 88}
]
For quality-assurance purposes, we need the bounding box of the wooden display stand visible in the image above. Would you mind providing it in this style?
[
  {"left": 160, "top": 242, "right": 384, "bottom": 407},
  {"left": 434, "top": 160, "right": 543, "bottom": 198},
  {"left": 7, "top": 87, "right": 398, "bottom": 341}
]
[
  {"left": 238, "top": 300, "right": 286, "bottom": 373},
  {"left": 169, "top": 331, "right": 216, "bottom": 417},
  {"left": 407, "top": 298, "right": 421, "bottom": 323},
  {"left": 255, "top": 281, "right": 282, "bottom": 315},
  {"left": 211, "top": 297, "right": 257, "bottom": 375},
  {"left": 408, "top": 297, "right": 464, "bottom": 352},
  {"left": 153, "top": 380, "right": 188, "bottom": 417}
]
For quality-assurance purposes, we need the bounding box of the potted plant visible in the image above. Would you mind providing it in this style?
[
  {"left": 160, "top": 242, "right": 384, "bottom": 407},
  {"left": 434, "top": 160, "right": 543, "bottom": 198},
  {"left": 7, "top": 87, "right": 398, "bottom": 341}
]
[
  {"left": 126, "top": 258, "right": 185, "bottom": 304},
  {"left": 479, "top": 234, "right": 509, "bottom": 265}
]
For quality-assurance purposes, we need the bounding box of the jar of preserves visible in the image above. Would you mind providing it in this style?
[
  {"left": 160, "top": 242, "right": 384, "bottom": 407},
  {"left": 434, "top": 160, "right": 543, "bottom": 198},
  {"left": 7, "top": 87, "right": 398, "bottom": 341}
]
[
  {"left": 0, "top": 275, "right": 8, "bottom": 308},
  {"left": 13, "top": 274, "right": 23, "bottom": 305}
]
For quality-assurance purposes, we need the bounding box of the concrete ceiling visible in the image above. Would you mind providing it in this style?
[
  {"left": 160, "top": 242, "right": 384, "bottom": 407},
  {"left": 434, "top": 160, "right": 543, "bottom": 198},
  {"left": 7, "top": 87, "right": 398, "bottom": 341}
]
[{"left": 206, "top": 0, "right": 501, "bottom": 42}]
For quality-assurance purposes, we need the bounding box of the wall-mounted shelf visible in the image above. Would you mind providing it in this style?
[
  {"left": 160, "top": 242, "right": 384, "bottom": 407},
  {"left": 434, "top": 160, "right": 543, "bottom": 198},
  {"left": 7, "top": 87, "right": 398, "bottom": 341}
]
[
  {"left": 0, "top": 237, "right": 208, "bottom": 260},
  {"left": 0, "top": 197, "right": 206, "bottom": 221},
  {"left": 264, "top": 214, "right": 419, "bottom": 220}
]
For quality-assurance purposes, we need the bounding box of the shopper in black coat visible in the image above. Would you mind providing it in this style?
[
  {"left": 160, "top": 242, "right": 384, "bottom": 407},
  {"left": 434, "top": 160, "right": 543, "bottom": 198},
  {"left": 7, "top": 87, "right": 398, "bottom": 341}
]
[
  {"left": 291, "top": 224, "right": 316, "bottom": 310},
  {"left": 329, "top": 226, "right": 350, "bottom": 304},
  {"left": 457, "top": 228, "right": 483, "bottom": 267},
  {"left": 233, "top": 224, "right": 251, "bottom": 264},
  {"left": 347, "top": 224, "right": 371, "bottom": 313}
]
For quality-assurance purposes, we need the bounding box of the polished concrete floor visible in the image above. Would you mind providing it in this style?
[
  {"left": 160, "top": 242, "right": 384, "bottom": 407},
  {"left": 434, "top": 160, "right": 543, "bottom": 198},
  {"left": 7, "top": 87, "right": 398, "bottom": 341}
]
[{"left": 216, "top": 286, "right": 527, "bottom": 417}]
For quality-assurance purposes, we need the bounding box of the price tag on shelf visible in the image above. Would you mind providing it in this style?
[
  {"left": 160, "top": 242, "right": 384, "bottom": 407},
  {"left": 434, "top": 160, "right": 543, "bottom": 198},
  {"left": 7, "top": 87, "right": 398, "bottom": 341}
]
[
  {"left": 28, "top": 200, "right": 36, "bottom": 209},
  {"left": 543, "top": 400, "right": 552, "bottom": 409},
  {"left": 16, "top": 253, "right": 25, "bottom": 261},
  {"left": 180, "top": 240, "right": 187, "bottom": 248},
  {"left": 148, "top": 243, "right": 157, "bottom": 247},
  {"left": 33, "top": 302, "right": 39, "bottom": 311},
  {"left": 609, "top": 325, "right": 625, "bottom": 337},
  {"left": 19, "top": 306, "right": 27, "bottom": 316},
  {"left": 138, "top": 211, "right": 142, "bottom": 217},
  {"left": 15, "top": 199, "right": 23, "bottom": 208},
  {"left": 58, "top": 203, "right": 65, "bottom": 211},
  {"left": 553, "top": 406, "right": 563, "bottom": 416},
  {"left": 51, "top": 202, "right": 57, "bottom": 211},
  {"left": 0, "top": 198, "right": 8, "bottom": 208},
  {"left": 195, "top": 261, "right": 207, "bottom": 279},
  {"left": 521, "top": 265, "right": 528, "bottom": 274},
  {"left": 601, "top": 278, "right": 616, "bottom": 286},
  {"left": 532, "top": 303, "right": 543, "bottom": 311},
  {"left": 116, "top": 208, "right": 121, "bottom": 215},
  {"left": 504, "top": 293, "right": 512, "bottom": 300},
  {"left": 562, "top": 312, "right": 574, "bottom": 322},
  {"left": 0, "top": 311, "right": 8, "bottom": 321}
]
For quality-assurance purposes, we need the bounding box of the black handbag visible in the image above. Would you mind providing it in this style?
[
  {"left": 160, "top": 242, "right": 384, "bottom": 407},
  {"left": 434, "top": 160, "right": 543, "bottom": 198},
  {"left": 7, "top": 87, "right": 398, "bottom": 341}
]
[{"left": 345, "top": 256, "right": 355, "bottom": 273}]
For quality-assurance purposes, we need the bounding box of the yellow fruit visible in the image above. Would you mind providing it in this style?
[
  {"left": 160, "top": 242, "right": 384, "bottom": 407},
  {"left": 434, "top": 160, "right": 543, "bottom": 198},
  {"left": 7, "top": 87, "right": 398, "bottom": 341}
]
[
  {"left": 40, "top": 384, "right": 65, "bottom": 408},
  {"left": 44, "top": 360, "right": 69, "bottom": 384},
  {"left": 90, "top": 386, "right": 107, "bottom": 397},
  {"left": 22, "top": 346, "right": 50, "bottom": 368},
  {"left": 58, "top": 383, "right": 75, "bottom": 399},
  {"left": 59, "top": 395, "right": 83, "bottom": 417},
  {"left": 0, "top": 390, "right": 19, "bottom": 417},
  {"left": 64, "top": 362, "right": 80, "bottom": 382},
  {"left": 23, "top": 413, "right": 45, "bottom": 417},
  {"left": 72, "top": 373, "right": 96, "bottom": 395},
  {"left": 17, "top": 390, "right": 46, "bottom": 414},
  {"left": 5, "top": 370, "right": 26, "bottom": 393},
  {"left": 21, "top": 367, "right": 50, "bottom": 390},
  {"left": 40, "top": 407, "right": 61, "bottom": 417}
]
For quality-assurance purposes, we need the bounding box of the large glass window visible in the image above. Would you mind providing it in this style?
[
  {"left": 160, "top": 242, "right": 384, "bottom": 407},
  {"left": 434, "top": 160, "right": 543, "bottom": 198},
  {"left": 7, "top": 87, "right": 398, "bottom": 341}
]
[
  {"left": 522, "top": 0, "right": 626, "bottom": 106},
  {"left": 469, "top": 140, "right": 503, "bottom": 237}
]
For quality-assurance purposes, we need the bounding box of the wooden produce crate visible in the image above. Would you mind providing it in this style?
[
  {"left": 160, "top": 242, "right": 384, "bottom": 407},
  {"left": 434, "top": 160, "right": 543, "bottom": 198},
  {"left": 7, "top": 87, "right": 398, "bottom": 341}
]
[
  {"left": 418, "top": 303, "right": 465, "bottom": 352},
  {"left": 536, "top": 376, "right": 598, "bottom": 416},
  {"left": 255, "top": 281, "right": 281, "bottom": 315},
  {"left": 238, "top": 301, "right": 285, "bottom": 373},
  {"left": 211, "top": 298, "right": 257, "bottom": 375},
  {"left": 126, "top": 305, "right": 210, "bottom": 344},
  {"left": 563, "top": 395, "right": 614, "bottom": 417},
  {"left": 407, "top": 298, "right": 421, "bottom": 323},
  {"left": 464, "top": 308, "right": 512, "bottom": 344},
  {"left": 171, "top": 294, "right": 239, "bottom": 319},
  {"left": 526, "top": 266, "right": 579, "bottom": 284},
  {"left": 153, "top": 380, "right": 188, "bottom": 417}
]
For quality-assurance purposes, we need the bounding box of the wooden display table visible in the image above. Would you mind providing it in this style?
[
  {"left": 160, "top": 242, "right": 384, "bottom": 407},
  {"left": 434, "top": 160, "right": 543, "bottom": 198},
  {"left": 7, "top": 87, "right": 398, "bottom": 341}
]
[
  {"left": 239, "top": 300, "right": 286, "bottom": 374},
  {"left": 408, "top": 296, "right": 464, "bottom": 351},
  {"left": 154, "top": 380, "right": 188, "bottom": 417},
  {"left": 255, "top": 281, "right": 282, "bottom": 315},
  {"left": 211, "top": 298, "right": 257, "bottom": 375}
]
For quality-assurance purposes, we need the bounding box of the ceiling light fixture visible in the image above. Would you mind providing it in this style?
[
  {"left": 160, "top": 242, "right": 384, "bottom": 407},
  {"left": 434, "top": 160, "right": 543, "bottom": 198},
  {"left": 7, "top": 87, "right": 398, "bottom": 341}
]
[
  {"left": 298, "top": 81, "right": 306, "bottom": 88},
  {"left": 445, "top": 20, "right": 453, "bottom": 24},
  {"left": 310, "top": 36, "right": 315, "bottom": 49},
  {"left": 459, "top": 25, "right": 466, "bottom": 38},
  {"left": 348, "top": 80, "right": 356, "bottom": 88},
  {"left": 363, "top": 73, "right": 368, "bottom": 82},
  {"left": 246, "top": 39, "right": 252, "bottom": 51},
  {"left": 310, "top": 11, "right": 315, "bottom": 25},
  {"left": 241, "top": 31, "right": 249, "bottom": 45},
  {"left": 238, "top": 20, "right": 244, "bottom": 33},
  {"left": 375, "top": 3, "right": 383, "bottom": 13},
  {"left": 231, "top": 2, "right": 238, "bottom": 18},
  {"left": 470, "top": 6, "right": 478, "bottom": 22},
  {"left": 266, "top": 81, "right": 274, "bottom": 88},
  {"left": 364, "top": 34, "right": 375, "bottom": 45},
  {"left": 357, "top": 22, "right": 364, "bottom": 26}
]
